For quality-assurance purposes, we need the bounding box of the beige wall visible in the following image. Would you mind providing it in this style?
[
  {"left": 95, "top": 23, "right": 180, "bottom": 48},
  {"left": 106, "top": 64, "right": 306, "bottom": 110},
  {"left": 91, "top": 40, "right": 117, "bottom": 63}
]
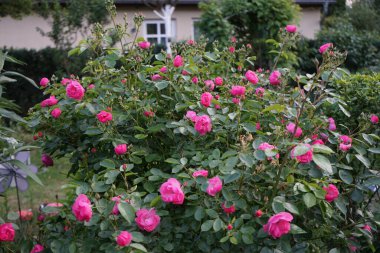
[
  {"left": 299, "top": 7, "right": 321, "bottom": 39},
  {"left": 0, "top": 5, "right": 321, "bottom": 49}
]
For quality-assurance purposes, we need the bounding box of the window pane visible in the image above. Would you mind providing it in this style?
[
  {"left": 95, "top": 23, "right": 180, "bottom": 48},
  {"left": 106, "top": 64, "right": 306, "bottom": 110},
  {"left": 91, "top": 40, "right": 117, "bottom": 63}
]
[
  {"left": 160, "top": 38, "right": 166, "bottom": 45},
  {"left": 147, "top": 37, "right": 158, "bottom": 44},
  {"left": 160, "top": 23, "right": 166, "bottom": 35},
  {"left": 147, "top": 24, "right": 157, "bottom": 35},
  {"left": 193, "top": 20, "right": 201, "bottom": 41}
]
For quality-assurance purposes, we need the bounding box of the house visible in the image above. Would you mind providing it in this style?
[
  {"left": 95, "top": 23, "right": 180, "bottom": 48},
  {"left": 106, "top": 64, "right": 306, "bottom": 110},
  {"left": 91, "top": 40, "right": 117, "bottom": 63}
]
[{"left": 0, "top": 0, "right": 336, "bottom": 49}]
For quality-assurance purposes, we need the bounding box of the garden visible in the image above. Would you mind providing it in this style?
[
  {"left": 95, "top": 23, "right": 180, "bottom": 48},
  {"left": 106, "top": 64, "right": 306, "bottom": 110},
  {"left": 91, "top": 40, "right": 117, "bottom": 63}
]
[{"left": 0, "top": 0, "right": 380, "bottom": 253}]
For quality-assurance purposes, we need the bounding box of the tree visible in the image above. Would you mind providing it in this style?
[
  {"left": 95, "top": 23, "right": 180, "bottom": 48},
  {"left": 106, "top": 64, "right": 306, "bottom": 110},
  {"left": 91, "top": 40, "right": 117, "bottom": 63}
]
[
  {"left": 199, "top": 0, "right": 300, "bottom": 68},
  {"left": 0, "top": 0, "right": 33, "bottom": 19}
]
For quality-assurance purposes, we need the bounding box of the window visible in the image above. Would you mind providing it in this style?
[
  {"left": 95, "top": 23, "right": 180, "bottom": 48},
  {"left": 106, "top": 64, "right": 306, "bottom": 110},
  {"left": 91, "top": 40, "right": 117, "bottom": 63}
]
[
  {"left": 143, "top": 20, "right": 176, "bottom": 45},
  {"left": 192, "top": 19, "right": 201, "bottom": 41}
]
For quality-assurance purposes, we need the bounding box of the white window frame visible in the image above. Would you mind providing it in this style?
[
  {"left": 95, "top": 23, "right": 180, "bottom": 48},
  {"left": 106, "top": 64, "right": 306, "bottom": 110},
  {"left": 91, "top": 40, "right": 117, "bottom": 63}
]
[
  {"left": 142, "top": 19, "right": 176, "bottom": 44},
  {"left": 192, "top": 18, "right": 201, "bottom": 41}
]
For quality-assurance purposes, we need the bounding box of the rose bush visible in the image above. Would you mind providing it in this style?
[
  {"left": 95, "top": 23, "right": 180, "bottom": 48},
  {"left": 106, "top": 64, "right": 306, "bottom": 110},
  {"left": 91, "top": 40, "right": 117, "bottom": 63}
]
[{"left": 2, "top": 6, "right": 378, "bottom": 253}]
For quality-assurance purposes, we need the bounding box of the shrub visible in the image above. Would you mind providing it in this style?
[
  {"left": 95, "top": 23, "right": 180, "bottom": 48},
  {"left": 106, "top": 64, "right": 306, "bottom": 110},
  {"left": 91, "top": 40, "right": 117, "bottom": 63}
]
[
  {"left": 1, "top": 47, "right": 87, "bottom": 115},
  {"left": 324, "top": 73, "right": 380, "bottom": 132},
  {"left": 2, "top": 7, "right": 380, "bottom": 253}
]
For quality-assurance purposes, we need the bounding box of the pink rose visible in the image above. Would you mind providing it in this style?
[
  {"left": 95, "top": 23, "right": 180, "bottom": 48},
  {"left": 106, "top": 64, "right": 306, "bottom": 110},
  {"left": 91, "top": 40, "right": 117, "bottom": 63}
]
[
  {"left": 230, "top": 36, "right": 237, "bottom": 43},
  {"left": 285, "top": 25, "right": 297, "bottom": 33},
  {"left": 291, "top": 144, "right": 313, "bottom": 164},
  {"left": 66, "top": 80, "right": 85, "bottom": 100},
  {"left": 88, "top": 84, "right": 95, "bottom": 89},
  {"left": 215, "top": 104, "right": 221, "bottom": 110},
  {"left": 227, "top": 224, "right": 233, "bottom": 230},
  {"left": 159, "top": 178, "right": 185, "bottom": 205},
  {"left": 111, "top": 196, "right": 121, "bottom": 215},
  {"left": 97, "top": 110, "right": 112, "bottom": 123},
  {"left": 135, "top": 208, "right": 160, "bottom": 232},
  {"left": 206, "top": 176, "right": 222, "bottom": 196},
  {"left": 245, "top": 70, "right": 259, "bottom": 84},
  {"left": 160, "top": 66, "right": 167, "bottom": 73},
  {"left": 221, "top": 202, "right": 235, "bottom": 214},
  {"left": 232, "top": 97, "right": 240, "bottom": 104},
  {"left": 41, "top": 96, "right": 58, "bottom": 107},
  {"left": 187, "top": 39, "right": 195, "bottom": 45},
  {"left": 194, "top": 115, "right": 212, "bottom": 135},
  {"left": 51, "top": 108, "right": 62, "bottom": 118},
  {"left": 182, "top": 70, "right": 189, "bottom": 75},
  {"left": 19, "top": 210, "right": 33, "bottom": 221},
  {"left": 363, "top": 224, "right": 371, "bottom": 232},
  {"left": 230, "top": 85, "right": 246, "bottom": 97},
  {"left": 152, "top": 74, "right": 162, "bottom": 81},
  {"left": 200, "top": 92, "right": 213, "bottom": 107},
  {"left": 37, "top": 214, "right": 45, "bottom": 221},
  {"left": 328, "top": 117, "right": 336, "bottom": 131},
  {"left": 229, "top": 46, "right": 235, "bottom": 53},
  {"left": 61, "top": 78, "right": 70, "bottom": 86},
  {"left": 192, "top": 170, "right": 208, "bottom": 177},
  {"left": 138, "top": 41, "right": 150, "bottom": 49},
  {"left": 319, "top": 43, "right": 333, "bottom": 54},
  {"left": 370, "top": 114, "right": 379, "bottom": 124},
  {"left": 286, "top": 122, "right": 302, "bottom": 138},
  {"left": 312, "top": 139, "right": 324, "bottom": 145},
  {"left": 114, "top": 144, "right": 128, "bottom": 155},
  {"left": 0, "top": 223, "right": 15, "bottom": 242},
  {"left": 144, "top": 111, "right": 154, "bottom": 117},
  {"left": 256, "top": 122, "right": 261, "bottom": 130},
  {"left": 255, "top": 209, "right": 263, "bottom": 217},
  {"left": 40, "top": 77, "right": 49, "bottom": 87},
  {"left": 214, "top": 77, "right": 223, "bottom": 86},
  {"left": 263, "top": 212, "right": 293, "bottom": 238},
  {"left": 191, "top": 76, "right": 199, "bottom": 84},
  {"left": 255, "top": 87, "right": 265, "bottom": 97},
  {"left": 204, "top": 80, "right": 215, "bottom": 91},
  {"left": 72, "top": 194, "right": 92, "bottom": 222},
  {"left": 116, "top": 231, "right": 132, "bottom": 247},
  {"left": 30, "top": 244, "right": 44, "bottom": 253},
  {"left": 323, "top": 184, "right": 339, "bottom": 202},
  {"left": 269, "top": 70, "right": 281, "bottom": 85},
  {"left": 41, "top": 154, "right": 54, "bottom": 167},
  {"left": 339, "top": 135, "right": 352, "bottom": 152},
  {"left": 173, "top": 55, "right": 184, "bottom": 68},
  {"left": 186, "top": 110, "right": 198, "bottom": 122},
  {"left": 46, "top": 202, "right": 64, "bottom": 216},
  {"left": 258, "top": 142, "right": 279, "bottom": 160}
]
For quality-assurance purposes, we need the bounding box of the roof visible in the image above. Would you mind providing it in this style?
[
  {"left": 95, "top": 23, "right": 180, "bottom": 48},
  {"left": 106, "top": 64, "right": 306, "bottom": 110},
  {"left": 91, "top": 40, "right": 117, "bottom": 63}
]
[{"left": 114, "top": 0, "right": 336, "bottom": 5}]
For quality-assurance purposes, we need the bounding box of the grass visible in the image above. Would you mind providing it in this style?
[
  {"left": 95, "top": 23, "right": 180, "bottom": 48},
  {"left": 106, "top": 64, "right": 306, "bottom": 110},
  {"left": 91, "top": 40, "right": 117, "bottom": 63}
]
[{"left": 0, "top": 132, "right": 71, "bottom": 216}]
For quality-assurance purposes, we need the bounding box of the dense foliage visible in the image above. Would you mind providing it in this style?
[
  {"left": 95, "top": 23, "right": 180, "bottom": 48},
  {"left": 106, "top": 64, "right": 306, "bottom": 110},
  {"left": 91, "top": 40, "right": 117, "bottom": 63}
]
[
  {"left": 324, "top": 73, "right": 380, "bottom": 132},
  {"left": 1, "top": 47, "right": 87, "bottom": 115},
  {"left": 1, "top": 5, "right": 380, "bottom": 253},
  {"left": 199, "top": 0, "right": 300, "bottom": 68}
]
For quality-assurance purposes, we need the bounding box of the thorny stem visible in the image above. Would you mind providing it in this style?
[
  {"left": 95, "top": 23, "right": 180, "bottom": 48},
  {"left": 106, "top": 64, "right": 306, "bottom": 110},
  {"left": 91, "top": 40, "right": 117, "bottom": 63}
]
[{"left": 14, "top": 176, "right": 23, "bottom": 232}]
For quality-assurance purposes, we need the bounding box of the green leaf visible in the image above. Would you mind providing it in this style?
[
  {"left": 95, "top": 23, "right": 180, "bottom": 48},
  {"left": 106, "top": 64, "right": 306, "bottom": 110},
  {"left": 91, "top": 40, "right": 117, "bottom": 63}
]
[
  {"left": 368, "top": 148, "right": 380, "bottom": 154},
  {"left": 261, "top": 104, "right": 285, "bottom": 113},
  {"left": 239, "top": 153, "right": 255, "bottom": 168},
  {"left": 335, "top": 197, "right": 347, "bottom": 215},
  {"left": 165, "top": 158, "right": 180, "bottom": 164},
  {"left": 3, "top": 71, "right": 38, "bottom": 88},
  {"left": 201, "top": 220, "right": 214, "bottom": 231},
  {"left": 213, "top": 218, "right": 224, "bottom": 232},
  {"left": 206, "top": 209, "right": 219, "bottom": 219},
  {"left": 224, "top": 172, "right": 241, "bottom": 184},
  {"left": 155, "top": 81, "right": 169, "bottom": 91},
  {"left": 303, "top": 193, "right": 316, "bottom": 208},
  {"left": 118, "top": 202, "right": 135, "bottom": 224},
  {"left": 9, "top": 159, "right": 43, "bottom": 186},
  {"left": 0, "top": 108, "right": 27, "bottom": 123},
  {"left": 134, "top": 134, "right": 148, "bottom": 139},
  {"left": 355, "top": 154, "right": 370, "bottom": 168},
  {"left": 313, "top": 154, "right": 333, "bottom": 174},
  {"left": 131, "top": 232, "right": 144, "bottom": 243},
  {"left": 283, "top": 202, "right": 300, "bottom": 215},
  {"left": 205, "top": 52, "right": 218, "bottom": 61},
  {"left": 312, "top": 144, "right": 335, "bottom": 154},
  {"left": 130, "top": 243, "right": 147, "bottom": 252},
  {"left": 338, "top": 104, "right": 351, "bottom": 117},
  {"left": 293, "top": 144, "right": 311, "bottom": 156},
  {"left": 100, "top": 159, "right": 115, "bottom": 169},
  {"left": 339, "top": 170, "right": 353, "bottom": 184},
  {"left": 84, "top": 127, "right": 103, "bottom": 135},
  {"left": 291, "top": 224, "right": 307, "bottom": 234},
  {"left": 194, "top": 207, "right": 205, "bottom": 221}
]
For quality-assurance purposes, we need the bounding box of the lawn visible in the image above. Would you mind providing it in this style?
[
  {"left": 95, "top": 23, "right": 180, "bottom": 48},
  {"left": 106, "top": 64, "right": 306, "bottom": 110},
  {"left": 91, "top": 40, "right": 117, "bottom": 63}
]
[{"left": 0, "top": 132, "right": 71, "bottom": 215}]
